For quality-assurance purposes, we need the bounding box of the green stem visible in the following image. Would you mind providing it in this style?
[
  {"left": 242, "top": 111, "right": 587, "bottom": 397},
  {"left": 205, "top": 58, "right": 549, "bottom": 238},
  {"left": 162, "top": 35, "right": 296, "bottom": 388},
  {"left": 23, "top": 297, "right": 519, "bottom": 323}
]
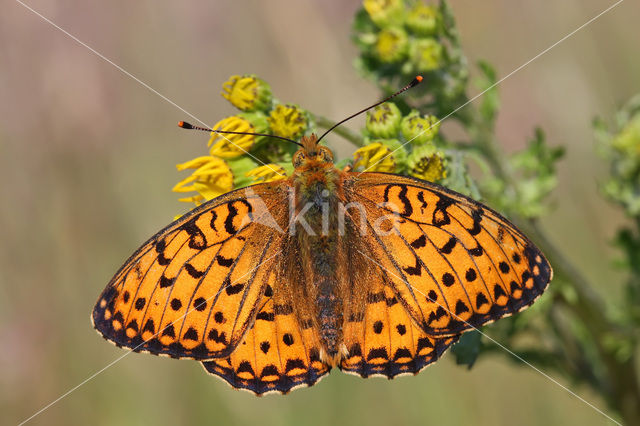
[{"left": 313, "top": 114, "right": 365, "bottom": 147}]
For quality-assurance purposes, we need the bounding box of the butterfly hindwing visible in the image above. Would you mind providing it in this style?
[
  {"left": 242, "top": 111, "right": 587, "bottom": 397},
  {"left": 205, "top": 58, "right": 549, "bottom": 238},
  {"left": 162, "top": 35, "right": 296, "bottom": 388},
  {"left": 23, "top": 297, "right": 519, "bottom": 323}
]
[
  {"left": 341, "top": 273, "right": 459, "bottom": 378},
  {"left": 202, "top": 277, "right": 332, "bottom": 395},
  {"left": 347, "top": 172, "right": 552, "bottom": 337},
  {"left": 92, "top": 184, "right": 288, "bottom": 359}
]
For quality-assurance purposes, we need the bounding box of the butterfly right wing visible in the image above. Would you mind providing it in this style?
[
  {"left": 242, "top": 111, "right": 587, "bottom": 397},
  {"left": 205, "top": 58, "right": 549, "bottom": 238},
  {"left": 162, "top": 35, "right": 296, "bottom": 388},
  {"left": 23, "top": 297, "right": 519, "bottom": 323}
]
[
  {"left": 345, "top": 172, "right": 552, "bottom": 337},
  {"left": 340, "top": 255, "right": 459, "bottom": 378},
  {"left": 92, "top": 183, "right": 289, "bottom": 360}
]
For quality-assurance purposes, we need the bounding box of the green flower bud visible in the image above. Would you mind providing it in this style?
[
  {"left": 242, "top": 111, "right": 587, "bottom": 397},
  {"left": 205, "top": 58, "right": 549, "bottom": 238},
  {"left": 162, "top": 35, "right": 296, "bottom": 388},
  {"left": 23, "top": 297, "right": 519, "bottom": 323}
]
[
  {"left": 409, "top": 38, "right": 444, "bottom": 72},
  {"left": 366, "top": 102, "right": 402, "bottom": 138},
  {"left": 407, "top": 143, "right": 447, "bottom": 182},
  {"left": 363, "top": 0, "right": 404, "bottom": 28},
  {"left": 401, "top": 110, "right": 440, "bottom": 145},
  {"left": 375, "top": 27, "right": 409, "bottom": 63},
  {"left": 406, "top": 3, "right": 440, "bottom": 36},
  {"left": 221, "top": 75, "right": 272, "bottom": 112},
  {"left": 267, "top": 104, "right": 309, "bottom": 140}
]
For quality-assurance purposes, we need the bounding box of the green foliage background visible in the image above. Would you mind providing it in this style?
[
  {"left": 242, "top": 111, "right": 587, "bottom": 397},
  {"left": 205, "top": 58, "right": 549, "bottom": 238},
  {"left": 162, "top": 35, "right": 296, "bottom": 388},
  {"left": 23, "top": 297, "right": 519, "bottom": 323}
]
[{"left": 1, "top": 1, "right": 639, "bottom": 425}]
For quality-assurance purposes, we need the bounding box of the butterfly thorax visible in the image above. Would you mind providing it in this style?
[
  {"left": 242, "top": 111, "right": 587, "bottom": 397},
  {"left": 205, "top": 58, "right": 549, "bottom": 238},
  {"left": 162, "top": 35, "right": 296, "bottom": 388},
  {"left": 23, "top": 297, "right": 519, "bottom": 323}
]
[{"left": 289, "top": 136, "right": 348, "bottom": 363}]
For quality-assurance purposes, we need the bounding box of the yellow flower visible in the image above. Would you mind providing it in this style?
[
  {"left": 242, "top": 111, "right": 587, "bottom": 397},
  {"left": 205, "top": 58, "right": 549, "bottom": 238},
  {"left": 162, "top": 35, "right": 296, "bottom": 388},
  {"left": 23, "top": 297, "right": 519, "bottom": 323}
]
[
  {"left": 246, "top": 164, "right": 290, "bottom": 183},
  {"left": 208, "top": 112, "right": 268, "bottom": 158},
  {"left": 353, "top": 142, "right": 397, "bottom": 173},
  {"left": 173, "top": 156, "right": 233, "bottom": 205},
  {"left": 267, "top": 104, "right": 308, "bottom": 140},
  {"left": 221, "top": 75, "right": 272, "bottom": 112},
  {"left": 375, "top": 27, "right": 408, "bottom": 63},
  {"left": 363, "top": 0, "right": 404, "bottom": 28},
  {"left": 408, "top": 144, "right": 447, "bottom": 182}
]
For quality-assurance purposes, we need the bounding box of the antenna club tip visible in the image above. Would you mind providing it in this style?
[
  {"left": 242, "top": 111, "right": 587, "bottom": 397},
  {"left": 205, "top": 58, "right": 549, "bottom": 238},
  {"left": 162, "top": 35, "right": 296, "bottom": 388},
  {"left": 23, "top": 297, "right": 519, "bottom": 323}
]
[
  {"left": 410, "top": 76, "right": 424, "bottom": 87},
  {"left": 178, "top": 121, "right": 193, "bottom": 129}
]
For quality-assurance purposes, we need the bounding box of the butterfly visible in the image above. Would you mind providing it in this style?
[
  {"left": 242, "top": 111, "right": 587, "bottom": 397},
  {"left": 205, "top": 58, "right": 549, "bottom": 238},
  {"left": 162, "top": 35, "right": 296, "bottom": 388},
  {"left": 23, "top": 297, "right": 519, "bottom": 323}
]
[{"left": 92, "top": 77, "right": 552, "bottom": 395}]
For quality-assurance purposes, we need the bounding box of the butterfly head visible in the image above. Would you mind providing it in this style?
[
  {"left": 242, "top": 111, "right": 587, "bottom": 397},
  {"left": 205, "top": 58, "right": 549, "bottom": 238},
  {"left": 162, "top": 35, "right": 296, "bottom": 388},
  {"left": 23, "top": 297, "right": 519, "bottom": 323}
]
[{"left": 293, "top": 134, "right": 334, "bottom": 168}]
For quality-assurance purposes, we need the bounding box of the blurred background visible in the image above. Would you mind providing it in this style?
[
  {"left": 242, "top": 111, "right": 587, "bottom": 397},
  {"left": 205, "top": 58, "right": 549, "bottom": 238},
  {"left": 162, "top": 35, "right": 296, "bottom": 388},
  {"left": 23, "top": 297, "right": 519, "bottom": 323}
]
[{"left": 1, "top": 0, "right": 638, "bottom": 425}]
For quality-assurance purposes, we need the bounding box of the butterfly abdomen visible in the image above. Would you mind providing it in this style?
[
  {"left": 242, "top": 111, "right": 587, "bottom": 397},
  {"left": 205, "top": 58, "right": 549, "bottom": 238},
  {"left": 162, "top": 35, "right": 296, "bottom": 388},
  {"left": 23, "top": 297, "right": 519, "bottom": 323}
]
[{"left": 293, "top": 167, "right": 346, "bottom": 361}]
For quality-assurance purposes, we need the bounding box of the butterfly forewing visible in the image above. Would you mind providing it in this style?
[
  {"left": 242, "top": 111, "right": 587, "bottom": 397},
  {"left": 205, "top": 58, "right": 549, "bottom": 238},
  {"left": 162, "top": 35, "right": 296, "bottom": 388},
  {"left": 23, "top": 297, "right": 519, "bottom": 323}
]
[
  {"left": 92, "top": 183, "right": 289, "bottom": 359},
  {"left": 348, "top": 172, "right": 552, "bottom": 337}
]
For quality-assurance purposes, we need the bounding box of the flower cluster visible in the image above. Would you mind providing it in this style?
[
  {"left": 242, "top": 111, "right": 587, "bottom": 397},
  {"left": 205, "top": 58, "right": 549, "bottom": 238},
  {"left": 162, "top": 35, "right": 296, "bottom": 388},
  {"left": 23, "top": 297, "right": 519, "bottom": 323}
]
[
  {"left": 174, "top": 75, "right": 304, "bottom": 206},
  {"left": 352, "top": 0, "right": 467, "bottom": 109},
  {"left": 349, "top": 102, "right": 447, "bottom": 183}
]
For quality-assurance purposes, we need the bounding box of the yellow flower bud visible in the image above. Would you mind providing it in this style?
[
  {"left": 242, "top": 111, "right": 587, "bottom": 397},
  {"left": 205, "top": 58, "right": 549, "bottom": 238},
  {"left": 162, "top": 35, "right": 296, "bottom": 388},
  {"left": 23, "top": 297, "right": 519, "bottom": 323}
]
[
  {"left": 363, "top": 0, "right": 404, "bottom": 28},
  {"left": 375, "top": 27, "right": 408, "bottom": 63},
  {"left": 221, "top": 74, "right": 272, "bottom": 112},
  {"left": 407, "top": 144, "right": 447, "bottom": 182},
  {"left": 353, "top": 141, "right": 397, "bottom": 173},
  {"left": 267, "top": 104, "right": 309, "bottom": 140},
  {"left": 208, "top": 112, "right": 268, "bottom": 158}
]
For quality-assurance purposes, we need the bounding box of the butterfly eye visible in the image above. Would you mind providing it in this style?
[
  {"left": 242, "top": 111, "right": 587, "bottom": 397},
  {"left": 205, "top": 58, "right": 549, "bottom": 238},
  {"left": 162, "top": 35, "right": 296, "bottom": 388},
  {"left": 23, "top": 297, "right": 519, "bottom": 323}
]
[{"left": 293, "top": 151, "right": 306, "bottom": 167}]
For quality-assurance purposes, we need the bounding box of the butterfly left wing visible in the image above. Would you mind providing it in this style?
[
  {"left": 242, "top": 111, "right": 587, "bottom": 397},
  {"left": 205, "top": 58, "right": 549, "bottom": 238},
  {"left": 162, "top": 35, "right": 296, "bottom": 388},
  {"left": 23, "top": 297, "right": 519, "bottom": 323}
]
[
  {"left": 345, "top": 172, "right": 552, "bottom": 337},
  {"left": 202, "top": 268, "right": 332, "bottom": 395},
  {"left": 92, "top": 184, "right": 288, "bottom": 359}
]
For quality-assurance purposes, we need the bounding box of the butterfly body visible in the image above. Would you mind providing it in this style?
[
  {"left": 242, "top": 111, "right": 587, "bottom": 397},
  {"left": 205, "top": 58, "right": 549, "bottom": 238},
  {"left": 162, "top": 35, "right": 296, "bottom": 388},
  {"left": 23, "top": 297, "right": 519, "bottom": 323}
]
[{"left": 93, "top": 132, "right": 552, "bottom": 395}]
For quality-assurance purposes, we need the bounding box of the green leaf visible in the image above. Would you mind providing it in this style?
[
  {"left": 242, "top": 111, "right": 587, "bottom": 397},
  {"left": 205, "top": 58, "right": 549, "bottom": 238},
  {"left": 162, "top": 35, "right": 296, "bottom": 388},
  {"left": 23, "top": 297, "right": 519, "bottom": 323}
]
[{"left": 452, "top": 330, "right": 483, "bottom": 369}]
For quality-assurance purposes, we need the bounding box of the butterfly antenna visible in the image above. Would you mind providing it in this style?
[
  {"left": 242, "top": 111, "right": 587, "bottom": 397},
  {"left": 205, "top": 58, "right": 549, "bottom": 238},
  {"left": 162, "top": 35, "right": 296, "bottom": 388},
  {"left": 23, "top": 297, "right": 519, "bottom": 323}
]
[
  {"left": 178, "top": 121, "right": 303, "bottom": 148},
  {"left": 316, "top": 76, "right": 423, "bottom": 144}
]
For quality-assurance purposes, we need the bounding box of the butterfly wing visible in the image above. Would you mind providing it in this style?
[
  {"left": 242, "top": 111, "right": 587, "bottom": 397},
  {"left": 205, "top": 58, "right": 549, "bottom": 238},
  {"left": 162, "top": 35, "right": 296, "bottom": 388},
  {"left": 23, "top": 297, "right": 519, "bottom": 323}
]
[
  {"left": 345, "top": 172, "right": 552, "bottom": 337},
  {"left": 340, "top": 269, "right": 459, "bottom": 378},
  {"left": 92, "top": 183, "right": 289, "bottom": 359},
  {"left": 202, "top": 271, "right": 332, "bottom": 395}
]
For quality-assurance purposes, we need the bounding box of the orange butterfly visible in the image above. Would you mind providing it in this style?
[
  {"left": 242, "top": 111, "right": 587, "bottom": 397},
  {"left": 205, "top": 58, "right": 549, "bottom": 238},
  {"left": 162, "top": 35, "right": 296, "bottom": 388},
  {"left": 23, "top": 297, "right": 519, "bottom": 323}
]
[{"left": 92, "top": 77, "right": 552, "bottom": 395}]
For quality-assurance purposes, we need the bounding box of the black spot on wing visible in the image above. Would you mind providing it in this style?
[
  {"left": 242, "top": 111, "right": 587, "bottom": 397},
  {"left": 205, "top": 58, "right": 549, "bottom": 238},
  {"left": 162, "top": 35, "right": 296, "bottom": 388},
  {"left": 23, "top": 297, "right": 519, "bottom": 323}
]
[
  {"left": 476, "top": 293, "right": 489, "bottom": 309},
  {"left": 256, "top": 311, "right": 275, "bottom": 321},
  {"left": 185, "top": 263, "right": 205, "bottom": 278},
  {"left": 216, "top": 255, "right": 234, "bottom": 267},
  {"left": 433, "top": 195, "right": 453, "bottom": 227},
  {"left": 184, "top": 327, "right": 199, "bottom": 341},
  {"left": 410, "top": 235, "right": 427, "bottom": 249},
  {"left": 440, "top": 237, "right": 457, "bottom": 254},
  {"left": 182, "top": 219, "right": 207, "bottom": 249},
  {"left": 159, "top": 275, "right": 175, "bottom": 288},
  {"left": 469, "top": 244, "right": 483, "bottom": 257},
  {"left": 403, "top": 256, "right": 422, "bottom": 276},
  {"left": 467, "top": 209, "right": 483, "bottom": 236}
]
